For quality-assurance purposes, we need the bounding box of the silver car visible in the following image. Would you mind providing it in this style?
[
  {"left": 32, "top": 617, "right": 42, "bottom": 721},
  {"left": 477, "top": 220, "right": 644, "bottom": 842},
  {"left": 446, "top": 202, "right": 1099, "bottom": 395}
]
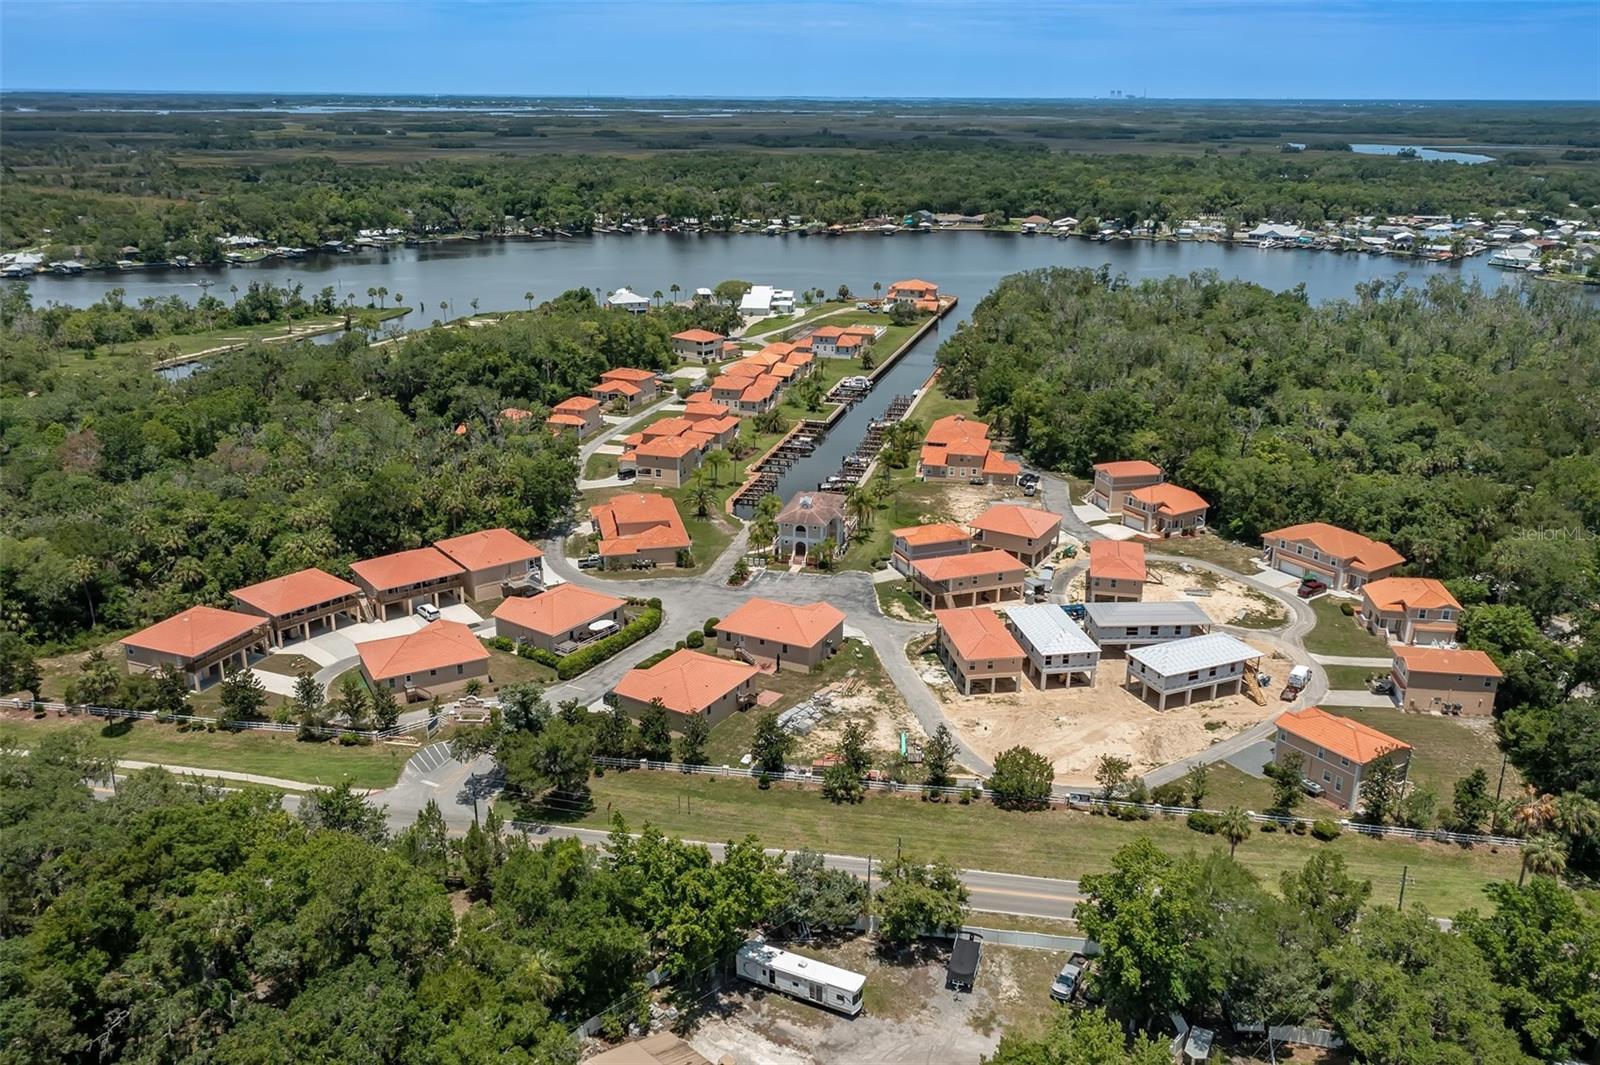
[{"left": 1049, "top": 959, "right": 1083, "bottom": 1003}]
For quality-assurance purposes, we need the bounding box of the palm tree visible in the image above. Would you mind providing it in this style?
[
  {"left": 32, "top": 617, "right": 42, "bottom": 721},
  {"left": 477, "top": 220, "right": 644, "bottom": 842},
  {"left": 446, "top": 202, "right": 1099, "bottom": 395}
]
[
  {"left": 228, "top": 283, "right": 238, "bottom": 304},
  {"left": 376, "top": 286, "right": 388, "bottom": 308},
  {"left": 518, "top": 947, "right": 563, "bottom": 1002},
  {"left": 1513, "top": 786, "right": 1557, "bottom": 835},
  {"left": 470, "top": 298, "right": 480, "bottom": 315},
  {"left": 1553, "top": 793, "right": 1600, "bottom": 840},
  {"left": 523, "top": 290, "right": 535, "bottom": 311},
  {"left": 392, "top": 292, "right": 403, "bottom": 310},
  {"left": 367, "top": 286, "right": 377, "bottom": 307},
  {"left": 1519, "top": 834, "right": 1567, "bottom": 886},
  {"left": 872, "top": 281, "right": 882, "bottom": 301},
  {"left": 1218, "top": 806, "right": 1252, "bottom": 857},
  {"left": 670, "top": 283, "right": 681, "bottom": 304},
  {"left": 704, "top": 448, "right": 728, "bottom": 487},
  {"left": 688, "top": 467, "right": 715, "bottom": 518},
  {"left": 845, "top": 485, "right": 874, "bottom": 536}
]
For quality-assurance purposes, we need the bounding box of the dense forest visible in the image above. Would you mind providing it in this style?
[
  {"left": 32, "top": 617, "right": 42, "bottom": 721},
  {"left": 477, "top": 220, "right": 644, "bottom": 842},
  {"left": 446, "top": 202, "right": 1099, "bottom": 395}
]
[{"left": 6, "top": 145, "right": 1598, "bottom": 265}]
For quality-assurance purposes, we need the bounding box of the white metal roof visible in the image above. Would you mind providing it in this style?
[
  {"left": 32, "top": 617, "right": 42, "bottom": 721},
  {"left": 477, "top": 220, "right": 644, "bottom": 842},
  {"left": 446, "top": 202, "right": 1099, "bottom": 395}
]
[
  {"left": 1127, "top": 632, "right": 1261, "bottom": 676},
  {"left": 738, "top": 942, "right": 866, "bottom": 992},
  {"left": 1084, "top": 600, "right": 1211, "bottom": 628},
  {"left": 1004, "top": 605, "right": 1098, "bottom": 655}
]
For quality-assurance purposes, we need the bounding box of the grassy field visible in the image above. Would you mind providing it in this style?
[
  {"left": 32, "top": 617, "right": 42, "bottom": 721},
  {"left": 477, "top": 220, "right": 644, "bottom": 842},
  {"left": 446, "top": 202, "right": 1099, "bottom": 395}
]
[
  {"left": 905, "top": 377, "right": 977, "bottom": 426},
  {"left": 0, "top": 716, "right": 410, "bottom": 789},
  {"left": 583, "top": 452, "right": 619, "bottom": 480},
  {"left": 108, "top": 307, "right": 412, "bottom": 361},
  {"left": 1324, "top": 663, "right": 1385, "bottom": 689},
  {"left": 839, "top": 469, "right": 956, "bottom": 570},
  {"left": 561, "top": 771, "right": 1521, "bottom": 915},
  {"left": 874, "top": 578, "right": 933, "bottom": 622},
  {"left": 485, "top": 647, "right": 558, "bottom": 690},
  {"left": 1304, "top": 596, "right": 1393, "bottom": 657},
  {"left": 1146, "top": 533, "right": 1261, "bottom": 574}
]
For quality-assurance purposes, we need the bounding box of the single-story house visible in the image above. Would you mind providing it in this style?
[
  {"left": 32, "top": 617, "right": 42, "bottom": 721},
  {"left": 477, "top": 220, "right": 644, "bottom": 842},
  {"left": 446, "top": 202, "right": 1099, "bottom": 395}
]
[
  {"left": 1358, "top": 577, "right": 1461, "bottom": 646},
  {"left": 1124, "top": 632, "right": 1262, "bottom": 710},
  {"left": 714, "top": 597, "right": 846, "bottom": 672},
  {"left": 910, "top": 550, "right": 1027, "bottom": 611},
  {"left": 435, "top": 527, "right": 544, "bottom": 600},
  {"left": 935, "top": 606, "right": 1025, "bottom": 695},
  {"left": 230, "top": 567, "right": 362, "bottom": 647},
  {"left": 1261, "top": 523, "right": 1404, "bottom": 591},
  {"left": 1088, "top": 460, "right": 1163, "bottom": 514},
  {"left": 1087, "top": 541, "right": 1146, "bottom": 603},
  {"left": 969, "top": 503, "right": 1061, "bottom": 568},
  {"left": 356, "top": 620, "right": 490, "bottom": 699},
  {"left": 1274, "top": 706, "right": 1411, "bottom": 810},
  {"left": 890, "top": 522, "right": 971, "bottom": 576},
  {"left": 775, "top": 491, "right": 854, "bottom": 561},
  {"left": 120, "top": 606, "right": 272, "bottom": 691},
  {"left": 1004, "top": 603, "right": 1100, "bottom": 689},
  {"left": 590, "top": 493, "right": 692, "bottom": 568},
  {"left": 1120, "top": 483, "right": 1209, "bottom": 536},
  {"left": 492, "top": 584, "right": 627, "bottom": 653},
  {"left": 546, "top": 396, "right": 604, "bottom": 438},
  {"left": 609, "top": 648, "right": 760, "bottom": 727},
  {"left": 672, "top": 328, "right": 726, "bottom": 364},
  {"left": 1391, "top": 645, "right": 1502, "bottom": 717},
  {"left": 1083, "top": 600, "right": 1211, "bottom": 652},
  {"left": 349, "top": 547, "right": 466, "bottom": 621}
]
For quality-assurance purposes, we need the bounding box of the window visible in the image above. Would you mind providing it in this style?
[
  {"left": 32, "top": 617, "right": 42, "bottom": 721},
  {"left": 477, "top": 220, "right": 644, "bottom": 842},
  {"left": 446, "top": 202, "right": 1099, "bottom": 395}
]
[
  {"left": 1334, "top": 777, "right": 1343, "bottom": 792},
  {"left": 1341, "top": 757, "right": 1349, "bottom": 767},
  {"left": 1316, "top": 747, "right": 1325, "bottom": 760},
  {"left": 456, "top": 664, "right": 464, "bottom": 675},
  {"left": 1323, "top": 770, "right": 1331, "bottom": 782}
]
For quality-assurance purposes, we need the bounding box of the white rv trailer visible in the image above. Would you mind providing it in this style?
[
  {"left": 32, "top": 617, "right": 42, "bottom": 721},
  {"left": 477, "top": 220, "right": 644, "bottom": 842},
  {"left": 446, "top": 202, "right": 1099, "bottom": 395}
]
[{"left": 736, "top": 941, "right": 865, "bottom": 1016}]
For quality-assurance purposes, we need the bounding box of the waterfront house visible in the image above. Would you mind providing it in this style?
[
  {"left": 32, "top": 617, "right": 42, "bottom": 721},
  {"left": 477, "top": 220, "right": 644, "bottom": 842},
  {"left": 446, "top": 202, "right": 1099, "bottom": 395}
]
[
  {"left": 1124, "top": 632, "right": 1262, "bottom": 710},
  {"left": 969, "top": 504, "right": 1061, "bottom": 568},
  {"left": 609, "top": 648, "right": 759, "bottom": 726},
  {"left": 1086, "top": 541, "right": 1147, "bottom": 603},
  {"left": 1390, "top": 645, "right": 1502, "bottom": 717},
  {"left": 1261, "top": 523, "right": 1404, "bottom": 591},
  {"left": 606, "top": 288, "right": 651, "bottom": 314},
  {"left": 590, "top": 493, "right": 692, "bottom": 568},
  {"left": 120, "top": 606, "right": 272, "bottom": 691},
  {"left": 435, "top": 527, "right": 544, "bottom": 600},
  {"left": 775, "top": 491, "right": 853, "bottom": 561},
  {"left": 1274, "top": 707, "right": 1411, "bottom": 811},
  {"left": 492, "top": 584, "right": 626, "bottom": 653},
  {"left": 1083, "top": 600, "right": 1211, "bottom": 652},
  {"left": 917, "top": 415, "right": 1020, "bottom": 485},
  {"left": 732, "top": 374, "right": 780, "bottom": 414},
  {"left": 1120, "top": 484, "right": 1209, "bottom": 536},
  {"left": 230, "top": 567, "right": 362, "bottom": 647},
  {"left": 356, "top": 620, "right": 490, "bottom": 700},
  {"left": 628, "top": 430, "right": 714, "bottom": 487},
  {"left": 1358, "top": 577, "right": 1461, "bottom": 645},
  {"left": 1004, "top": 603, "right": 1100, "bottom": 689},
  {"left": 910, "top": 551, "right": 1026, "bottom": 611},
  {"left": 935, "top": 606, "right": 1025, "bottom": 695},
  {"left": 672, "top": 328, "right": 726, "bottom": 364},
  {"left": 546, "top": 396, "right": 604, "bottom": 438},
  {"left": 350, "top": 547, "right": 467, "bottom": 621},
  {"left": 714, "top": 598, "right": 846, "bottom": 672},
  {"left": 890, "top": 522, "right": 972, "bottom": 575},
  {"left": 1088, "top": 460, "right": 1163, "bottom": 514},
  {"left": 738, "top": 285, "right": 795, "bottom": 316}
]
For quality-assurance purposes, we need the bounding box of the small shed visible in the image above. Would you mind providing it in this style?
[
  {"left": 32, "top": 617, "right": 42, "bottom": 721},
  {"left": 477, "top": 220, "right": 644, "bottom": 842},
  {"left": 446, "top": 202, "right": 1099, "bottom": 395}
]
[{"left": 945, "top": 931, "right": 983, "bottom": 992}]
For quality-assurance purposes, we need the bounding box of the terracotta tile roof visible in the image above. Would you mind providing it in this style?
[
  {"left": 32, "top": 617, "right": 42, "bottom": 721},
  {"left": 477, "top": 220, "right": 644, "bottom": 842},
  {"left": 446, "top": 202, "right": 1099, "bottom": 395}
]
[
  {"left": 1277, "top": 706, "right": 1410, "bottom": 764},
  {"left": 970, "top": 503, "right": 1061, "bottom": 540},
  {"left": 890, "top": 279, "right": 938, "bottom": 293},
  {"left": 600, "top": 367, "right": 658, "bottom": 383},
  {"left": 499, "top": 407, "right": 533, "bottom": 422},
  {"left": 982, "top": 452, "right": 1021, "bottom": 476},
  {"left": 546, "top": 413, "right": 588, "bottom": 428},
  {"left": 721, "top": 340, "right": 742, "bottom": 353},
  {"left": 1093, "top": 460, "right": 1162, "bottom": 479},
  {"left": 716, "top": 598, "right": 846, "bottom": 648},
  {"left": 350, "top": 547, "right": 464, "bottom": 592},
  {"left": 811, "top": 326, "right": 845, "bottom": 339},
  {"left": 554, "top": 395, "right": 601, "bottom": 413},
  {"left": 759, "top": 342, "right": 795, "bottom": 358},
  {"left": 611, "top": 648, "right": 758, "bottom": 716},
  {"left": 672, "top": 329, "right": 723, "bottom": 343},
  {"left": 1127, "top": 483, "right": 1208, "bottom": 515},
  {"left": 1265, "top": 523, "right": 1405, "bottom": 571},
  {"left": 919, "top": 443, "right": 949, "bottom": 469},
  {"left": 635, "top": 431, "right": 713, "bottom": 460},
  {"left": 493, "top": 584, "right": 625, "bottom": 637},
  {"left": 1362, "top": 576, "right": 1460, "bottom": 613},
  {"left": 776, "top": 490, "right": 848, "bottom": 527},
  {"left": 435, "top": 527, "right": 543, "bottom": 572},
  {"left": 697, "top": 415, "right": 742, "bottom": 436},
  {"left": 894, "top": 523, "right": 972, "bottom": 548},
  {"left": 683, "top": 399, "right": 730, "bottom": 419},
  {"left": 914, "top": 551, "right": 1027, "bottom": 583},
  {"left": 768, "top": 363, "right": 799, "bottom": 380},
  {"left": 1088, "top": 540, "right": 1147, "bottom": 583},
  {"left": 230, "top": 567, "right": 360, "bottom": 618},
  {"left": 121, "top": 606, "right": 267, "bottom": 659},
  {"left": 841, "top": 325, "right": 876, "bottom": 338},
  {"left": 785, "top": 351, "right": 813, "bottom": 367},
  {"left": 935, "top": 606, "right": 1024, "bottom": 661},
  {"left": 594, "top": 380, "right": 643, "bottom": 397},
  {"left": 357, "top": 620, "right": 489, "bottom": 683},
  {"left": 925, "top": 414, "right": 990, "bottom": 448},
  {"left": 790, "top": 337, "right": 813, "bottom": 351},
  {"left": 717, "top": 360, "right": 766, "bottom": 381},
  {"left": 591, "top": 494, "right": 691, "bottom": 556},
  {"left": 915, "top": 298, "right": 940, "bottom": 312},
  {"left": 836, "top": 334, "right": 863, "bottom": 349},
  {"left": 1394, "top": 645, "right": 1502, "bottom": 678},
  {"left": 739, "top": 376, "right": 779, "bottom": 403}
]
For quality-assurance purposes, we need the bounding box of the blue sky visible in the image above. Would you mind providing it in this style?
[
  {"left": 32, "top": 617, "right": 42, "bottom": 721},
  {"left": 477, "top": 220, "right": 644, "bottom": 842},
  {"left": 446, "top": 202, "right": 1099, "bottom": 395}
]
[{"left": 3, "top": 1, "right": 1596, "bottom": 99}]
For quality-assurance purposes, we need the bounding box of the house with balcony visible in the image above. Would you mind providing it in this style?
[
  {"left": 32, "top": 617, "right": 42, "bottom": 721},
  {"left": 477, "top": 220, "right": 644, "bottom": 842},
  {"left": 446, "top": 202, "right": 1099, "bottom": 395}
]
[
  {"left": 230, "top": 567, "right": 363, "bottom": 647},
  {"left": 435, "top": 527, "right": 545, "bottom": 600},
  {"left": 1088, "top": 460, "right": 1163, "bottom": 515},
  {"left": 545, "top": 396, "right": 604, "bottom": 438},
  {"left": 1261, "top": 523, "right": 1404, "bottom": 591},
  {"left": 349, "top": 547, "right": 467, "bottom": 620},
  {"left": 934, "top": 606, "right": 1025, "bottom": 695},
  {"left": 1121, "top": 483, "right": 1209, "bottom": 536},
  {"left": 775, "top": 491, "right": 854, "bottom": 562},
  {"left": 609, "top": 648, "right": 760, "bottom": 727},
  {"left": 1083, "top": 600, "right": 1211, "bottom": 652},
  {"left": 1004, "top": 603, "right": 1100, "bottom": 689},
  {"left": 887, "top": 279, "right": 939, "bottom": 306},
  {"left": 1124, "top": 632, "right": 1262, "bottom": 710},
  {"left": 592, "top": 367, "right": 661, "bottom": 409},
  {"left": 672, "top": 328, "right": 726, "bottom": 364},
  {"left": 969, "top": 503, "right": 1061, "bottom": 568},
  {"left": 917, "top": 415, "right": 1019, "bottom": 485},
  {"left": 890, "top": 523, "right": 971, "bottom": 575},
  {"left": 1274, "top": 706, "right": 1411, "bottom": 810},
  {"left": 909, "top": 551, "right": 1026, "bottom": 610},
  {"left": 714, "top": 598, "right": 846, "bottom": 672},
  {"left": 1086, "top": 541, "right": 1146, "bottom": 602},
  {"left": 120, "top": 606, "right": 273, "bottom": 691},
  {"left": 1358, "top": 577, "right": 1461, "bottom": 645},
  {"left": 1391, "top": 645, "right": 1502, "bottom": 717}
]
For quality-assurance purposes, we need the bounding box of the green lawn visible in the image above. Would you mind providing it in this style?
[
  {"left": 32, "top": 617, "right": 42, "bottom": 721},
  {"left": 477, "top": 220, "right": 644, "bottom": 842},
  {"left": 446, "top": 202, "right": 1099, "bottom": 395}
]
[
  {"left": 1304, "top": 596, "right": 1394, "bottom": 658},
  {"left": 1324, "top": 664, "right": 1385, "bottom": 690},
  {"left": 874, "top": 578, "right": 933, "bottom": 622},
  {"left": 582, "top": 452, "right": 619, "bottom": 480},
  {"left": 839, "top": 468, "right": 956, "bottom": 571},
  {"left": 1320, "top": 705, "right": 1518, "bottom": 798},
  {"left": 1145, "top": 533, "right": 1261, "bottom": 575},
  {"left": 907, "top": 378, "right": 978, "bottom": 426},
  {"left": 485, "top": 648, "right": 558, "bottom": 690},
  {"left": 105, "top": 307, "right": 411, "bottom": 362},
  {"left": 559, "top": 771, "right": 1520, "bottom": 915},
  {"left": 0, "top": 717, "right": 409, "bottom": 789}
]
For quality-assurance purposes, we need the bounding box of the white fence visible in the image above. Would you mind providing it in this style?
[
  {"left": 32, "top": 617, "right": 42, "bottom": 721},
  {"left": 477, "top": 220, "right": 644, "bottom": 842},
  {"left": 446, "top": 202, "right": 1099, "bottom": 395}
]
[
  {"left": 590, "top": 756, "right": 1525, "bottom": 849},
  {"left": 2, "top": 697, "right": 426, "bottom": 743}
]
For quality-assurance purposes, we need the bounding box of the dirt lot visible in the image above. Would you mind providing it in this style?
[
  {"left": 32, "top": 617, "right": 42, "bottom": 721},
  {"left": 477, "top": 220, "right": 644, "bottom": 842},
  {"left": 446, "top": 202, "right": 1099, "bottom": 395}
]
[
  {"left": 924, "top": 636, "right": 1291, "bottom": 783},
  {"left": 681, "top": 937, "right": 1067, "bottom": 1065},
  {"left": 799, "top": 673, "right": 918, "bottom": 763},
  {"left": 935, "top": 482, "right": 1019, "bottom": 525},
  {"left": 1065, "top": 563, "right": 1287, "bottom": 629}
]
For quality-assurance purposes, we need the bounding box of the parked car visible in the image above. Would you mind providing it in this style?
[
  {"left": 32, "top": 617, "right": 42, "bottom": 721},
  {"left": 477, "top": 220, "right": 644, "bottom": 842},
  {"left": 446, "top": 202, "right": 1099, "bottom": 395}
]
[
  {"left": 1369, "top": 676, "right": 1395, "bottom": 695},
  {"left": 577, "top": 554, "right": 603, "bottom": 570},
  {"left": 1301, "top": 778, "right": 1325, "bottom": 798},
  {"left": 617, "top": 466, "right": 637, "bottom": 480},
  {"left": 414, "top": 603, "right": 441, "bottom": 622},
  {"left": 1022, "top": 483, "right": 1037, "bottom": 496},
  {"left": 1062, "top": 602, "right": 1087, "bottom": 620},
  {"left": 968, "top": 476, "right": 986, "bottom": 486},
  {"left": 1049, "top": 954, "right": 1088, "bottom": 1003},
  {"left": 1296, "top": 578, "right": 1327, "bottom": 598}
]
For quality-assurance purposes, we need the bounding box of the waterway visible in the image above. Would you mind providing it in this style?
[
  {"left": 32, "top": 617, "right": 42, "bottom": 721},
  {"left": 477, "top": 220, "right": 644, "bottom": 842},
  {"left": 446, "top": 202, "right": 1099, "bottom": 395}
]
[{"left": 1348, "top": 144, "right": 1495, "bottom": 164}]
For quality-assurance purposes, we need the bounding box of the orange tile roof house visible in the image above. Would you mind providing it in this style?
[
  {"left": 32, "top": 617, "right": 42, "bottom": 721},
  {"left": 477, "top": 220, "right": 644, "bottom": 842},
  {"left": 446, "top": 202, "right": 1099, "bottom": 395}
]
[
  {"left": 891, "top": 522, "right": 971, "bottom": 575},
  {"left": 609, "top": 648, "right": 759, "bottom": 726},
  {"left": 934, "top": 606, "right": 1025, "bottom": 695},
  {"left": 917, "top": 415, "right": 1020, "bottom": 485},
  {"left": 230, "top": 567, "right": 362, "bottom": 646},
  {"left": 733, "top": 373, "right": 780, "bottom": 414},
  {"left": 590, "top": 493, "right": 692, "bottom": 568},
  {"left": 887, "top": 279, "right": 940, "bottom": 305},
  {"left": 493, "top": 584, "right": 627, "bottom": 653},
  {"left": 624, "top": 429, "right": 715, "bottom": 488},
  {"left": 546, "top": 395, "right": 604, "bottom": 437},
  {"left": 349, "top": 547, "right": 467, "bottom": 620},
  {"left": 683, "top": 397, "right": 732, "bottom": 421},
  {"left": 1359, "top": 577, "right": 1462, "bottom": 646},
  {"left": 435, "top": 527, "right": 545, "bottom": 600},
  {"left": 1274, "top": 707, "right": 1412, "bottom": 810},
  {"left": 592, "top": 367, "right": 661, "bottom": 409},
  {"left": 1391, "top": 645, "right": 1502, "bottom": 717},
  {"left": 356, "top": 620, "right": 490, "bottom": 699},
  {"left": 714, "top": 598, "right": 847, "bottom": 672},
  {"left": 1088, "top": 460, "right": 1163, "bottom": 514},
  {"left": 1262, "top": 523, "right": 1405, "bottom": 591},
  {"left": 1087, "top": 541, "right": 1147, "bottom": 603},
  {"left": 672, "top": 329, "right": 726, "bottom": 364},
  {"left": 969, "top": 504, "right": 1062, "bottom": 568},
  {"left": 120, "top": 606, "right": 272, "bottom": 691},
  {"left": 910, "top": 550, "right": 1027, "bottom": 611},
  {"left": 807, "top": 325, "right": 847, "bottom": 356},
  {"left": 1120, "top": 483, "right": 1209, "bottom": 537}
]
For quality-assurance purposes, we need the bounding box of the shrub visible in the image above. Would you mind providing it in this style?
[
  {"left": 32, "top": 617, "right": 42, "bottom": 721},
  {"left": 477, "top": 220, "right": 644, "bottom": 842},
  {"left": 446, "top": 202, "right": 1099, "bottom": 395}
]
[
  {"left": 648, "top": 597, "right": 662, "bottom": 610},
  {"left": 1260, "top": 821, "right": 1278, "bottom": 833},
  {"left": 1187, "top": 811, "right": 1222, "bottom": 834},
  {"left": 488, "top": 635, "right": 514, "bottom": 652},
  {"left": 637, "top": 647, "right": 676, "bottom": 669},
  {"left": 554, "top": 606, "right": 664, "bottom": 680},
  {"left": 703, "top": 617, "right": 720, "bottom": 636},
  {"left": 1291, "top": 820, "right": 1309, "bottom": 835},
  {"left": 685, "top": 630, "right": 705, "bottom": 648},
  {"left": 1150, "top": 781, "right": 1189, "bottom": 807},
  {"left": 1311, "top": 819, "right": 1342, "bottom": 841},
  {"left": 1339, "top": 601, "right": 1356, "bottom": 616}
]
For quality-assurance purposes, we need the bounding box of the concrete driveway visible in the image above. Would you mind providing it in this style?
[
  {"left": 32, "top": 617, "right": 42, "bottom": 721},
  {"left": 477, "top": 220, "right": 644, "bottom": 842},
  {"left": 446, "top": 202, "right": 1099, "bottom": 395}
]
[
  {"left": 259, "top": 604, "right": 487, "bottom": 689},
  {"left": 1253, "top": 568, "right": 1302, "bottom": 591}
]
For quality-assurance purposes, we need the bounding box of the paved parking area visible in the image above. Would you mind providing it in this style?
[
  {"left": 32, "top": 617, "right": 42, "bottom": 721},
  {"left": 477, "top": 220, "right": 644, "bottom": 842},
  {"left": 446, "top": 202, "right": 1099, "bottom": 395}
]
[{"left": 1224, "top": 738, "right": 1275, "bottom": 777}]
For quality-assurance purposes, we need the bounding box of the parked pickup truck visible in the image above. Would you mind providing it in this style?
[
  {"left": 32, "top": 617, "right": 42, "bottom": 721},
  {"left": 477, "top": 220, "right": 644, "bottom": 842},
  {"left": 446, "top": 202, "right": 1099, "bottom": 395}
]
[
  {"left": 1050, "top": 953, "right": 1089, "bottom": 1004},
  {"left": 1281, "top": 664, "right": 1314, "bottom": 700},
  {"left": 577, "top": 554, "right": 603, "bottom": 570}
]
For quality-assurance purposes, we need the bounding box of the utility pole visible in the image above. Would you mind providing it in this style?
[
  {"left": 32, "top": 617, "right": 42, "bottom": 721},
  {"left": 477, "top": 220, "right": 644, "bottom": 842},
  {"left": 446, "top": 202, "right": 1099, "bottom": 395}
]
[
  {"left": 1397, "top": 865, "right": 1409, "bottom": 911},
  {"left": 865, "top": 855, "right": 873, "bottom": 923},
  {"left": 1490, "top": 753, "right": 1508, "bottom": 834}
]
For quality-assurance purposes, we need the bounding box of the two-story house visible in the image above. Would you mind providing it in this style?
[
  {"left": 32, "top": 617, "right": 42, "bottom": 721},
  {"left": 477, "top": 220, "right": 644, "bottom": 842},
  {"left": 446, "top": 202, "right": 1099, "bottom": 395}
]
[
  {"left": 1120, "top": 484, "right": 1209, "bottom": 536},
  {"left": 775, "top": 491, "right": 854, "bottom": 562},
  {"left": 671, "top": 328, "right": 726, "bottom": 364},
  {"left": 1086, "top": 540, "right": 1146, "bottom": 602},
  {"left": 890, "top": 523, "right": 971, "bottom": 576},
  {"left": 910, "top": 551, "right": 1026, "bottom": 611},
  {"left": 935, "top": 605, "right": 1025, "bottom": 695},
  {"left": 1391, "top": 645, "right": 1502, "bottom": 717},
  {"left": 1088, "top": 460, "right": 1163, "bottom": 515},
  {"left": 968, "top": 504, "right": 1062, "bottom": 568},
  {"left": 1358, "top": 577, "right": 1461, "bottom": 645},
  {"left": 1261, "top": 522, "right": 1404, "bottom": 591},
  {"left": 1274, "top": 706, "right": 1411, "bottom": 811}
]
